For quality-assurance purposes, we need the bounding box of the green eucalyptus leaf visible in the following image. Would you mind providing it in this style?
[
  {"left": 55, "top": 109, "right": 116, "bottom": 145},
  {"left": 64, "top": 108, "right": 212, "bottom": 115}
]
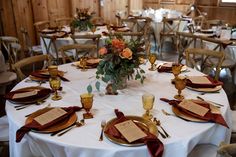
[
  {"left": 87, "top": 84, "right": 92, "bottom": 94},
  {"left": 95, "top": 81, "right": 101, "bottom": 91}
]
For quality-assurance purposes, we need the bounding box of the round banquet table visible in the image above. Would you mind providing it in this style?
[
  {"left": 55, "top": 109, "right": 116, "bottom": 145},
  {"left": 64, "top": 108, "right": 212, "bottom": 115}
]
[{"left": 6, "top": 61, "right": 232, "bottom": 157}]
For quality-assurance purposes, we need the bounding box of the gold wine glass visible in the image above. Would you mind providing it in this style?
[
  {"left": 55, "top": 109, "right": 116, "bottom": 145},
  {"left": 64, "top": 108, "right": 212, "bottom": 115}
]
[
  {"left": 80, "top": 57, "right": 87, "bottom": 71},
  {"left": 172, "top": 63, "right": 182, "bottom": 79},
  {"left": 148, "top": 53, "right": 157, "bottom": 71},
  {"left": 91, "top": 25, "right": 96, "bottom": 34},
  {"left": 49, "top": 76, "right": 62, "bottom": 101},
  {"left": 142, "top": 93, "right": 155, "bottom": 120},
  {"left": 174, "top": 76, "right": 186, "bottom": 100},
  {"left": 80, "top": 93, "right": 94, "bottom": 119}
]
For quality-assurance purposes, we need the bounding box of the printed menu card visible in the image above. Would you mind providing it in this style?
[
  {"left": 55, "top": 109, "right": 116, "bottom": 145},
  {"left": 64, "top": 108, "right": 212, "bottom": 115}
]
[
  {"left": 115, "top": 120, "right": 147, "bottom": 143},
  {"left": 34, "top": 108, "right": 67, "bottom": 126}
]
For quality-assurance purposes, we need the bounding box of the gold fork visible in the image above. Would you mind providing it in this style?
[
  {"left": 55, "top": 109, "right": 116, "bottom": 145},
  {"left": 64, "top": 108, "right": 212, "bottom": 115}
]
[
  {"left": 99, "top": 120, "right": 106, "bottom": 141},
  {"left": 153, "top": 117, "right": 170, "bottom": 138}
]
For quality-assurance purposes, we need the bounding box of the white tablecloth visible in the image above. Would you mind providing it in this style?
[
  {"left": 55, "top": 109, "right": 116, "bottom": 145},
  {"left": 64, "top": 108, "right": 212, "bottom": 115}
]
[{"left": 6, "top": 62, "right": 232, "bottom": 157}]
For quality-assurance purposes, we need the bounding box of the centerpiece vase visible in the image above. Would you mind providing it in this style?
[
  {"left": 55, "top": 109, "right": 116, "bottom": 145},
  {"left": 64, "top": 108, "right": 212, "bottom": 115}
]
[{"left": 117, "top": 76, "right": 128, "bottom": 90}]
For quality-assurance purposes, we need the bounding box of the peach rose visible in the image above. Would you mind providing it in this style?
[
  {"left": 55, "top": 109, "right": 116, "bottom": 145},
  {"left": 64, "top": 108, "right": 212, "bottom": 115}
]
[
  {"left": 120, "top": 48, "right": 133, "bottom": 60},
  {"left": 111, "top": 39, "right": 125, "bottom": 50},
  {"left": 98, "top": 47, "right": 107, "bottom": 56}
]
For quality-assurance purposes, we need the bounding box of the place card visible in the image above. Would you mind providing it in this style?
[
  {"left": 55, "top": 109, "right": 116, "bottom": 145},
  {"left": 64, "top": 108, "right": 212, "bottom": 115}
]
[
  {"left": 188, "top": 76, "right": 211, "bottom": 84},
  {"left": 34, "top": 108, "right": 67, "bottom": 126},
  {"left": 13, "top": 90, "right": 38, "bottom": 99},
  {"left": 115, "top": 120, "right": 147, "bottom": 143},
  {"left": 178, "top": 100, "right": 209, "bottom": 117}
]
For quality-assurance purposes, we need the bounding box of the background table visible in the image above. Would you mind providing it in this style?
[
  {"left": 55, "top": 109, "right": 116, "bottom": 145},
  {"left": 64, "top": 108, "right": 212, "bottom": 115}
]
[{"left": 6, "top": 61, "right": 232, "bottom": 157}]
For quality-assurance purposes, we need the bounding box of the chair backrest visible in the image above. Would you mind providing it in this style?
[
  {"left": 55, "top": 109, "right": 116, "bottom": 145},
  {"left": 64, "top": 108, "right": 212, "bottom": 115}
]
[
  {"left": 34, "top": 20, "right": 50, "bottom": 32},
  {"left": 0, "top": 36, "right": 19, "bottom": 70},
  {"left": 217, "top": 142, "right": 236, "bottom": 157},
  {"left": 176, "top": 31, "right": 197, "bottom": 63},
  {"left": 197, "top": 35, "right": 232, "bottom": 51},
  {"left": 70, "top": 34, "right": 101, "bottom": 57},
  {"left": 191, "top": 15, "right": 205, "bottom": 32},
  {"left": 120, "top": 17, "right": 151, "bottom": 36},
  {"left": 58, "top": 44, "right": 96, "bottom": 64},
  {"left": 161, "top": 17, "right": 181, "bottom": 36},
  {"left": 185, "top": 48, "right": 225, "bottom": 80},
  {"left": 54, "top": 17, "right": 72, "bottom": 27},
  {"left": 12, "top": 54, "right": 51, "bottom": 81}
]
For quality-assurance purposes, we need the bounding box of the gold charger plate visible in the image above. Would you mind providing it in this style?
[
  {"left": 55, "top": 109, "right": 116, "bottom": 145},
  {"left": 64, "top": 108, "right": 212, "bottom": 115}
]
[
  {"left": 30, "top": 69, "right": 64, "bottom": 81},
  {"left": 104, "top": 116, "right": 157, "bottom": 147},
  {"left": 172, "top": 106, "right": 207, "bottom": 122},
  {"left": 186, "top": 85, "right": 222, "bottom": 92},
  {"left": 25, "top": 107, "right": 77, "bottom": 133},
  {"left": 73, "top": 58, "right": 101, "bottom": 69},
  {"left": 5, "top": 86, "right": 51, "bottom": 104}
]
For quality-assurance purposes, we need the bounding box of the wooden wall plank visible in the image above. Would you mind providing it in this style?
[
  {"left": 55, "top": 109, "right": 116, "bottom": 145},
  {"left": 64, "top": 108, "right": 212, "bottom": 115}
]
[
  {"left": 130, "top": 0, "right": 143, "bottom": 11},
  {"left": 31, "top": 0, "right": 49, "bottom": 22},
  {"left": 196, "top": 0, "right": 218, "bottom": 6},
  {"left": 0, "top": 0, "right": 17, "bottom": 36},
  {"left": 11, "top": 0, "right": 35, "bottom": 56}
]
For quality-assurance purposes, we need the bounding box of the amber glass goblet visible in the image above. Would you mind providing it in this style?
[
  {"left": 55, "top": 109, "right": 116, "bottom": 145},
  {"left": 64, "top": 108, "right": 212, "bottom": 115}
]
[
  {"left": 91, "top": 25, "right": 96, "bottom": 34},
  {"left": 142, "top": 93, "right": 155, "bottom": 120},
  {"left": 148, "top": 53, "right": 157, "bottom": 71},
  {"left": 49, "top": 76, "right": 62, "bottom": 101},
  {"left": 80, "top": 57, "right": 87, "bottom": 71},
  {"left": 172, "top": 64, "right": 182, "bottom": 79},
  {"left": 80, "top": 93, "right": 94, "bottom": 119},
  {"left": 174, "top": 76, "right": 186, "bottom": 100}
]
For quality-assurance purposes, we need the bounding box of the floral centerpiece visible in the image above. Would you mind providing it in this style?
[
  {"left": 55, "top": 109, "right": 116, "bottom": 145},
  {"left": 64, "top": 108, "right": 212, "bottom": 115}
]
[
  {"left": 70, "top": 8, "right": 94, "bottom": 31},
  {"left": 95, "top": 35, "right": 146, "bottom": 93}
]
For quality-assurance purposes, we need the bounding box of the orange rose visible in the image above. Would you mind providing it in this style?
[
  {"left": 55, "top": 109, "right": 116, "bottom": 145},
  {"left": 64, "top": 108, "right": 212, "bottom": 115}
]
[
  {"left": 98, "top": 47, "right": 107, "bottom": 55},
  {"left": 111, "top": 39, "right": 125, "bottom": 50},
  {"left": 120, "top": 48, "right": 133, "bottom": 60}
]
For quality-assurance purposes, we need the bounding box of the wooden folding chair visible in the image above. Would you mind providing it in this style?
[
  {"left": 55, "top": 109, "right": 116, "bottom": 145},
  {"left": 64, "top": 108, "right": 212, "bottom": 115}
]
[{"left": 185, "top": 48, "right": 225, "bottom": 80}]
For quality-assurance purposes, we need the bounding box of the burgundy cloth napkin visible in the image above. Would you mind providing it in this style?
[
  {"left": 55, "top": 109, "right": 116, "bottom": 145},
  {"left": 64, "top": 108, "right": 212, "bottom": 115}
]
[
  {"left": 160, "top": 98, "right": 228, "bottom": 128},
  {"left": 157, "top": 65, "right": 172, "bottom": 73},
  {"left": 186, "top": 76, "right": 223, "bottom": 88},
  {"left": 31, "top": 70, "right": 70, "bottom": 82},
  {"left": 105, "top": 109, "right": 164, "bottom": 157},
  {"left": 16, "top": 106, "right": 83, "bottom": 143}
]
